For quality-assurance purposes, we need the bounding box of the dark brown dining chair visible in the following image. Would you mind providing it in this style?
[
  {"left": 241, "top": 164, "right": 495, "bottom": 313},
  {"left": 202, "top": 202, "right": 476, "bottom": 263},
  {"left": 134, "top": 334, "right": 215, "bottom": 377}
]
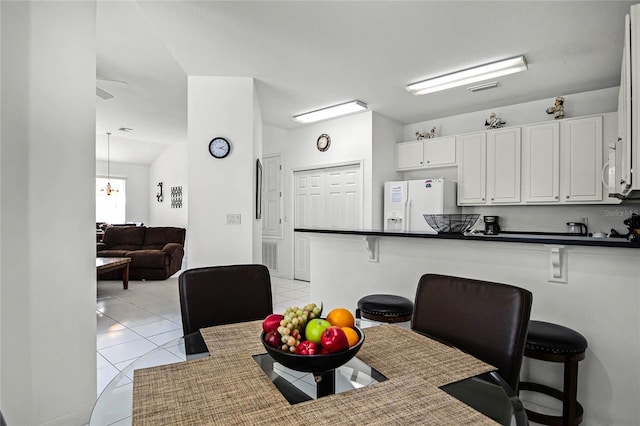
[
  {"left": 178, "top": 264, "right": 273, "bottom": 356},
  {"left": 411, "top": 273, "right": 532, "bottom": 392}
]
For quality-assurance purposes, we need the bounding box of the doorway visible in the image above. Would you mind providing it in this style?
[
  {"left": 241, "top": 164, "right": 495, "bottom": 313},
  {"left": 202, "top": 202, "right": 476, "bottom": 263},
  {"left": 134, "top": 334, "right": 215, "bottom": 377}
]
[{"left": 294, "top": 163, "right": 362, "bottom": 281}]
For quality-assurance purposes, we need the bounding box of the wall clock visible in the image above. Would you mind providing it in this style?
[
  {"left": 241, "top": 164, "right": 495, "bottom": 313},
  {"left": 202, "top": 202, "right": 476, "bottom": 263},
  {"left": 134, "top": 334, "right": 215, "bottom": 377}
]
[
  {"left": 209, "top": 137, "right": 231, "bottom": 158},
  {"left": 317, "top": 134, "right": 331, "bottom": 152}
]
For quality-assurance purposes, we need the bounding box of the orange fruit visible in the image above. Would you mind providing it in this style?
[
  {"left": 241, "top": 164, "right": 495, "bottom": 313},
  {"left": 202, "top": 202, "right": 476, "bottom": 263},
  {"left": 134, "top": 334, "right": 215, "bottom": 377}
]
[
  {"left": 327, "top": 308, "right": 355, "bottom": 328},
  {"left": 342, "top": 327, "right": 359, "bottom": 348}
]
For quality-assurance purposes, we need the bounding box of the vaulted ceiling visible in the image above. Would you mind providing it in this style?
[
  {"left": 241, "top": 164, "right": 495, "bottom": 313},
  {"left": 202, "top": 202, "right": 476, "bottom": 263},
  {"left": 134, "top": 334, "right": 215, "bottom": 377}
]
[{"left": 96, "top": 1, "right": 635, "bottom": 165}]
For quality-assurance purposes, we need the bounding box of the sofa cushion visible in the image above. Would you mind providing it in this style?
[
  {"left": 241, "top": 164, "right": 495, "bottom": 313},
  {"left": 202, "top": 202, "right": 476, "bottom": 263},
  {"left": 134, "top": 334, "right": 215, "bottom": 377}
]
[
  {"left": 127, "top": 250, "right": 169, "bottom": 269},
  {"left": 102, "top": 227, "right": 146, "bottom": 250},
  {"left": 143, "top": 227, "right": 186, "bottom": 250},
  {"left": 97, "top": 250, "right": 131, "bottom": 258}
]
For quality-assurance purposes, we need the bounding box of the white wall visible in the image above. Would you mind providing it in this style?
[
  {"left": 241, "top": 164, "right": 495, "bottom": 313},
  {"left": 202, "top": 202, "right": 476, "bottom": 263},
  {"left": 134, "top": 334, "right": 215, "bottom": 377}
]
[
  {"left": 96, "top": 160, "right": 150, "bottom": 225},
  {"left": 149, "top": 140, "right": 188, "bottom": 228},
  {"left": 404, "top": 87, "right": 619, "bottom": 141},
  {"left": 372, "top": 112, "right": 404, "bottom": 228},
  {"left": 187, "top": 76, "right": 259, "bottom": 268},
  {"left": 264, "top": 111, "right": 376, "bottom": 278},
  {"left": 309, "top": 234, "right": 640, "bottom": 426},
  {"left": 1, "top": 2, "right": 96, "bottom": 424}
]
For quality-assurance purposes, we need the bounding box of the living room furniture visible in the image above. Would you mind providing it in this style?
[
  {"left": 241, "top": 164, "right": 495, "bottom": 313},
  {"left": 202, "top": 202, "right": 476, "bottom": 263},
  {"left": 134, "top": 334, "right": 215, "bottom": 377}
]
[
  {"left": 178, "top": 264, "right": 272, "bottom": 356},
  {"left": 411, "top": 273, "right": 533, "bottom": 392},
  {"left": 90, "top": 322, "right": 528, "bottom": 425},
  {"left": 96, "top": 226, "right": 185, "bottom": 280},
  {"left": 96, "top": 257, "right": 131, "bottom": 289},
  {"left": 355, "top": 294, "right": 414, "bottom": 323},
  {"left": 519, "top": 320, "right": 588, "bottom": 425}
]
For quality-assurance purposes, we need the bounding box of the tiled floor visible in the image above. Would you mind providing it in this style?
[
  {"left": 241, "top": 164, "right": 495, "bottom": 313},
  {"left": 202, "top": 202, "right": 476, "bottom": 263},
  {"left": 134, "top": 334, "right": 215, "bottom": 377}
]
[{"left": 96, "top": 275, "right": 311, "bottom": 396}]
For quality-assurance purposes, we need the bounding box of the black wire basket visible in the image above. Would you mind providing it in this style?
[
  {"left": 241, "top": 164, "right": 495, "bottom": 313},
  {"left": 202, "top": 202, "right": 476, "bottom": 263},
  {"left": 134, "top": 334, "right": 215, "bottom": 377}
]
[{"left": 423, "top": 214, "right": 480, "bottom": 234}]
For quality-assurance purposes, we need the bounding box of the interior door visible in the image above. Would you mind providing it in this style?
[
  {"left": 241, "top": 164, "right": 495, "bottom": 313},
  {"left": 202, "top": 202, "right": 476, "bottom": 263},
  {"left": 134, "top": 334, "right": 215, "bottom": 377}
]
[
  {"left": 294, "top": 170, "right": 324, "bottom": 281},
  {"left": 294, "top": 164, "right": 361, "bottom": 281}
]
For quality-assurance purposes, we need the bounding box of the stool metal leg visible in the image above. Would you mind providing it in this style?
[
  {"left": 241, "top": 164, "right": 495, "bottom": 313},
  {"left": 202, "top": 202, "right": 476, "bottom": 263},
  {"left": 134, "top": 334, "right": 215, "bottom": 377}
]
[{"left": 564, "top": 356, "right": 581, "bottom": 425}]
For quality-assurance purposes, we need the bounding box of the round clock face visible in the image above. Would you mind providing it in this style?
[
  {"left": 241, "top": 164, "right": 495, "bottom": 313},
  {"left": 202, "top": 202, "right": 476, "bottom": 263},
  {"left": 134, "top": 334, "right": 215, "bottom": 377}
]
[
  {"left": 317, "top": 134, "right": 331, "bottom": 152},
  {"left": 209, "top": 137, "right": 230, "bottom": 158}
]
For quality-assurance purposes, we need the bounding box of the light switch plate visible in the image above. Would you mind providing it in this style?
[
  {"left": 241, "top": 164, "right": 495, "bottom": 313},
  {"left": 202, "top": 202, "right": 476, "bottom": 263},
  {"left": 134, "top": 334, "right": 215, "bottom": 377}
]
[{"left": 226, "top": 214, "right": 241, "bottom": 225}]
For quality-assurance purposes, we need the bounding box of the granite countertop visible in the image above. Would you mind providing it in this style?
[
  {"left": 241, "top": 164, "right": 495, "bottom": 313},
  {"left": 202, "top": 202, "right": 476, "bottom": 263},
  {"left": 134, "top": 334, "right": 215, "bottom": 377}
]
[{"left": 294, "top": 228, "right": 640, "bottom": 248}]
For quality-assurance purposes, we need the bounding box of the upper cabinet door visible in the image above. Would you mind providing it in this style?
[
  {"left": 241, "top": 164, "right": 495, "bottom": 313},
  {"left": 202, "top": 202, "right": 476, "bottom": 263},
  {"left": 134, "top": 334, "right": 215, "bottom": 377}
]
[
  {"left": 561, "top": 116, "right": 603, "bottom": 202},
  {"left": 425, "top": 136, "right": 456, "bottom": 167},
  {"left": 487, "top": 127, "right": 521, "bottom": 204},
  {"left": 396, "top": 140, "right": 424, "bottom": 170},
  {"left": 457, "top": 132, "right": 487, "bottom": 205},
  {"left": 522, "top": 122, "right": 560, "bottom": 203}
]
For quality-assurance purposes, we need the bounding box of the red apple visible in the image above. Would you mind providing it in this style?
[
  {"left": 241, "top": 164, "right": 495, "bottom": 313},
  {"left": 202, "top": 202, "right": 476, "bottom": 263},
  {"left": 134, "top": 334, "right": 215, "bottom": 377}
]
[
  {"left": 294, "top": 340, "right": 318, "bottom": 355},
  {"left": 264, "top": 330, "right": 281, "bottom": 347},
  {"left": 262, "top": 314, "right": 284, "bottom": 333},
  {"left": 320, "top": 326, "right": 349, "bottom": 353}
]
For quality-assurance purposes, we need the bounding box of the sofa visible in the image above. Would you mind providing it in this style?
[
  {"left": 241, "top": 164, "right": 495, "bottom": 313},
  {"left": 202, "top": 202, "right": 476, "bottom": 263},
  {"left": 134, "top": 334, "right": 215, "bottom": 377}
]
[{"left": 97, "top": 226, "right": 186, "bottom": 280}]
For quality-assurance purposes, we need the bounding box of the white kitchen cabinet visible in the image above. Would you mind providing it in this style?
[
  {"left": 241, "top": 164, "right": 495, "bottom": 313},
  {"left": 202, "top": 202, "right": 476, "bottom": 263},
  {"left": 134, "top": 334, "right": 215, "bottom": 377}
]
[
  {"left": 487, "top": 127, "right": 521, "bottom": 204},
  {"left": 522, "top": 122, "right": 560, "bottom": 203},
  {"left": 560, "top": 116, "right": 603, "bottom": 202},
  {"left": 457, "top": 132, "right": 486, "bottom": 205},
  {"left": 424, "top": 136, "right": 456, "bottom": 167},
  {"left": 395, "top": 136, "right": 456, "bottom": 170},
  {"left": 396, "top": 140, "right": 424, "bottom": 170}
]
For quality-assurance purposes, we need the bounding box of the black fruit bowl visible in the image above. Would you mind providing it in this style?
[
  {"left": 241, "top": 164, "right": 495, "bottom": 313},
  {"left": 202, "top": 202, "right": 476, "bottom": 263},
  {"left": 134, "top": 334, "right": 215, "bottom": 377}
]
[{"left": 260, "top": 326, "right": 364, "bottom": 373}]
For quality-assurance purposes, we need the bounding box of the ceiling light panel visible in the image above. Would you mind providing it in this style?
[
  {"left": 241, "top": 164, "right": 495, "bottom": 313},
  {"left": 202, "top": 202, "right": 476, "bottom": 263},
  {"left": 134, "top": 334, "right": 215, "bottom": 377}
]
[
  {"left": 293, "top": 100, "right": 368, "bottom": 124},
  {"left": 407, "top": 56, "right": 527, "bottom": 96}
]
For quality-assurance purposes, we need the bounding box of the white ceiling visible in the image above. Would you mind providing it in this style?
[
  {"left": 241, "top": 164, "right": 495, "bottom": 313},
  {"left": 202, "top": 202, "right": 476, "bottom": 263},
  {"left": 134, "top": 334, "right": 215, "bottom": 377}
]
[{"left": 96, "top": 0, "right": 636, "bottom": 165}]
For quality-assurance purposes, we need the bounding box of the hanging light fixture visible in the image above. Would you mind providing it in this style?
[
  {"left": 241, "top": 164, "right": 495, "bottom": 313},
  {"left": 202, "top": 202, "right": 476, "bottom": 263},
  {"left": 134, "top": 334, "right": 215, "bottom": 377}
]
[{"left": 100, "top": 132, "right": 119, "bottom": 196}]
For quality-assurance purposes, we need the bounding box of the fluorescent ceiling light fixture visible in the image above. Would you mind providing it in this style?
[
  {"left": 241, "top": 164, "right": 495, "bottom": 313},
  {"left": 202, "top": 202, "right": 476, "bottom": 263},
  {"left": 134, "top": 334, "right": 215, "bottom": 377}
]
[
  {"left": 406, "top": 56, "right": 527, "bottom": 96},
  {"left": 293, "top": 100, "right": 368, "bottom": 123},
  {"left": 467, "top": 81, "right": 501, "bottom": 92}
]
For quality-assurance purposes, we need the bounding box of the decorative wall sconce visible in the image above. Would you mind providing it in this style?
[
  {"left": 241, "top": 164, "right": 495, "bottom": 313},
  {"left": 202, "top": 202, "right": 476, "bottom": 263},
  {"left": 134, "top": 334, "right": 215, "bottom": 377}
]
[{"left": 156, "top": 182, "right": 163, "bottom": 202}]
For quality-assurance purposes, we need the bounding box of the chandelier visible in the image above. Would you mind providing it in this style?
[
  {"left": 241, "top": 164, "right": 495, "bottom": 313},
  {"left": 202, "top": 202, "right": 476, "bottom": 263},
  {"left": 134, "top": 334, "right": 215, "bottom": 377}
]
[{"left": 100, "top": 132, "right": 119, "bottom": 196}]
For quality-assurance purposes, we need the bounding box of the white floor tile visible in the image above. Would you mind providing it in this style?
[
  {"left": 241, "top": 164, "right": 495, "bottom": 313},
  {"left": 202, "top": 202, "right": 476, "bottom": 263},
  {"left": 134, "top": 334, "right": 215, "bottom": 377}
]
[
  {"left": 129, "top": 319, "right": 181, "bottom": 338},
  {"left": 97, "top": 328, "right": 144, "bottom": 350},
  {"left": 95, "top": 274, "right": 310, "bottom": 400},
  {"left": 98, "top": 339, "right": 157, "bottom": 365}
]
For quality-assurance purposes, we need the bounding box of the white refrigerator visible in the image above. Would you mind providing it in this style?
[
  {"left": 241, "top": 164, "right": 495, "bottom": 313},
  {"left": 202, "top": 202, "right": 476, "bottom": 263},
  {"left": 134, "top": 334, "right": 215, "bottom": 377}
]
[{"left": 384, "top": 178, "right": 459, "bottom": 233}]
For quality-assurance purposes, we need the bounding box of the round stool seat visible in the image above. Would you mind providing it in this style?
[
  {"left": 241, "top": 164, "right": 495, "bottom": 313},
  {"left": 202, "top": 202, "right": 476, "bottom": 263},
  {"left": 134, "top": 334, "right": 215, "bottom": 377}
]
[
  {"left": 357, "top": 294, "right": 413, "bottom": 323},
  {"left": 520, "top": 321, "right": 588, "bottom": 425},
  {"left": 526, "top": 321, "right": 588, "bottom": 355}
]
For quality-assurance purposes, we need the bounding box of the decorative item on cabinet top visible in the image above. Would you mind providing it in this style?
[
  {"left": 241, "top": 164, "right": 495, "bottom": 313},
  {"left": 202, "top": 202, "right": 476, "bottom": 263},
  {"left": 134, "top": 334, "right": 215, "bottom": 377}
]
[
  {"left": 416, "top": 127, "right": 437, "bottom": 140},
  {"left": 546, "top": 96, "right": 565, "bottom": 119},
  {"left": 484, "top": 112, "right": 506, "bottom": 129}
]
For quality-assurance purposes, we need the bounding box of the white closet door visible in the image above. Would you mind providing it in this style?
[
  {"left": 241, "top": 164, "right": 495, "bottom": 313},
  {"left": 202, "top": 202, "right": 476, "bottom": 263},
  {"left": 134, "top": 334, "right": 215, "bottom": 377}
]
[
  {"left": 294, "top": 164, "right": 361, "bottom": 281},
  {"left": 262, "top": 155, "right": 282, "bottom": 237}
]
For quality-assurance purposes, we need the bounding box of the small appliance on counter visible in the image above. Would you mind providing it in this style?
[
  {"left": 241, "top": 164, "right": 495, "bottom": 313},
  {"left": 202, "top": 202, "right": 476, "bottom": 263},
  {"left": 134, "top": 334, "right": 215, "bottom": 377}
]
[
  {"left": 566, "top": 221, "right": 587, "bottom": 236},
  {"left": 483, "top": 216, "right": 500, "bottom": 235}
]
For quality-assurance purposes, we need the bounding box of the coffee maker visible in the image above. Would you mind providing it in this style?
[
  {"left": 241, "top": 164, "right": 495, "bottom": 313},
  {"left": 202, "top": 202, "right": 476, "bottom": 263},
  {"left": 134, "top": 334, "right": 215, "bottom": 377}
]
[{"left": 483, "top": 216, "right": 500, "bottom": 235}]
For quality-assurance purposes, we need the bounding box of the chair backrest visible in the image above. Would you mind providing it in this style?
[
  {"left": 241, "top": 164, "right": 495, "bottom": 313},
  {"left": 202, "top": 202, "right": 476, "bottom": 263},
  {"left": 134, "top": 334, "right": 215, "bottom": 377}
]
[
  {"left": 411, "top": 273, "right": 532, "bottom": 391},
  {"left": 178, "top": 264, "right": 273, "bottom": 336}
]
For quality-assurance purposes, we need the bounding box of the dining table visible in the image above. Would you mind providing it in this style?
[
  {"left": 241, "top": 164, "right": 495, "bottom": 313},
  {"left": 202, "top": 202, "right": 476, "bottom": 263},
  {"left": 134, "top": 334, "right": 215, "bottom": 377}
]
[{"left": 117, "top": 321, "right": 527, "bottom": 425}]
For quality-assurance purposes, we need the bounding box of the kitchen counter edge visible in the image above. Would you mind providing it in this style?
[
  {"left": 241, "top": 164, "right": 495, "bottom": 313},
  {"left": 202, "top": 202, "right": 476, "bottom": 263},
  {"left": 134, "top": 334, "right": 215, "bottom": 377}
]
[{"left": 294, "top": 228, "right": 640, "bottom": 249}]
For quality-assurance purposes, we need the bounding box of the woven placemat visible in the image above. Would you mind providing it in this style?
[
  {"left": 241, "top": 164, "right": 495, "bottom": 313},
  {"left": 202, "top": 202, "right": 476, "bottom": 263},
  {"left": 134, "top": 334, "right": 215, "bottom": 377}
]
[
  {"left": 133, "top": 323, "right": 499, "bottom": 425},
  {"left": 358, "top": 325, "right": 496, "bottom": 386}
]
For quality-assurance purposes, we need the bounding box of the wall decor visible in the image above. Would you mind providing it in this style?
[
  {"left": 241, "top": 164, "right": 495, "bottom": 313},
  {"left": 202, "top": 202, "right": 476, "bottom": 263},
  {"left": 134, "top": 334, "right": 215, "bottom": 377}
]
[
  {"left": 484, "top": 112, "right": 506, "bottom": 129},
  {"left": 316, "top": 133, "right": 331, "bottom": 152},
  {"left": 256, "top": 159, "right": 262, "bottom": 219},
  {"left": 156, "top": 182, "right": 163, "bottom": 202},
  {"left": 546, "top": 96, "right": 565, "bottom": 119},
  {"left": 171, "top": 186, "right": 182, "bottom": 208},
  {"left": 209, "top": 137, "right": 231, "bottom": 158}
]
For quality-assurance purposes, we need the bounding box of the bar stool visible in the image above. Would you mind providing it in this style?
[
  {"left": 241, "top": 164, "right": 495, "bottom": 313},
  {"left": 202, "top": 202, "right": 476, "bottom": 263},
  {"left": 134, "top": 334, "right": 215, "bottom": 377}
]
[
  {"left": 519, "top": 320, "right": 588, "bottom": 426},
  {"left": 356, "top": 294, "right": 413, "bottom": 324}
]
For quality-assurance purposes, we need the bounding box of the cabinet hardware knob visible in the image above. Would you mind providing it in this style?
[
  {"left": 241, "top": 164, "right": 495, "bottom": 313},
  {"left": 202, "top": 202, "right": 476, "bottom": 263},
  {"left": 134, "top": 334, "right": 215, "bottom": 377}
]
[
  {"left": 491, "top": 198, "right": 494, "bottom": 200},
  {"left": 566, "top": 196, "right": 570, "bottom": 199},
  {"left": 555, "top": 196, "right": 559, "bottom": 199}
]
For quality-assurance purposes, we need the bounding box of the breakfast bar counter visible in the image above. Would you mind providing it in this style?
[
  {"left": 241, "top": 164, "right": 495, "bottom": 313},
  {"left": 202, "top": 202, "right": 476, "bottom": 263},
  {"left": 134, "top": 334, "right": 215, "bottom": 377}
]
[{"left": 296, "top": 228, "right": 640, "bottom": 426}]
